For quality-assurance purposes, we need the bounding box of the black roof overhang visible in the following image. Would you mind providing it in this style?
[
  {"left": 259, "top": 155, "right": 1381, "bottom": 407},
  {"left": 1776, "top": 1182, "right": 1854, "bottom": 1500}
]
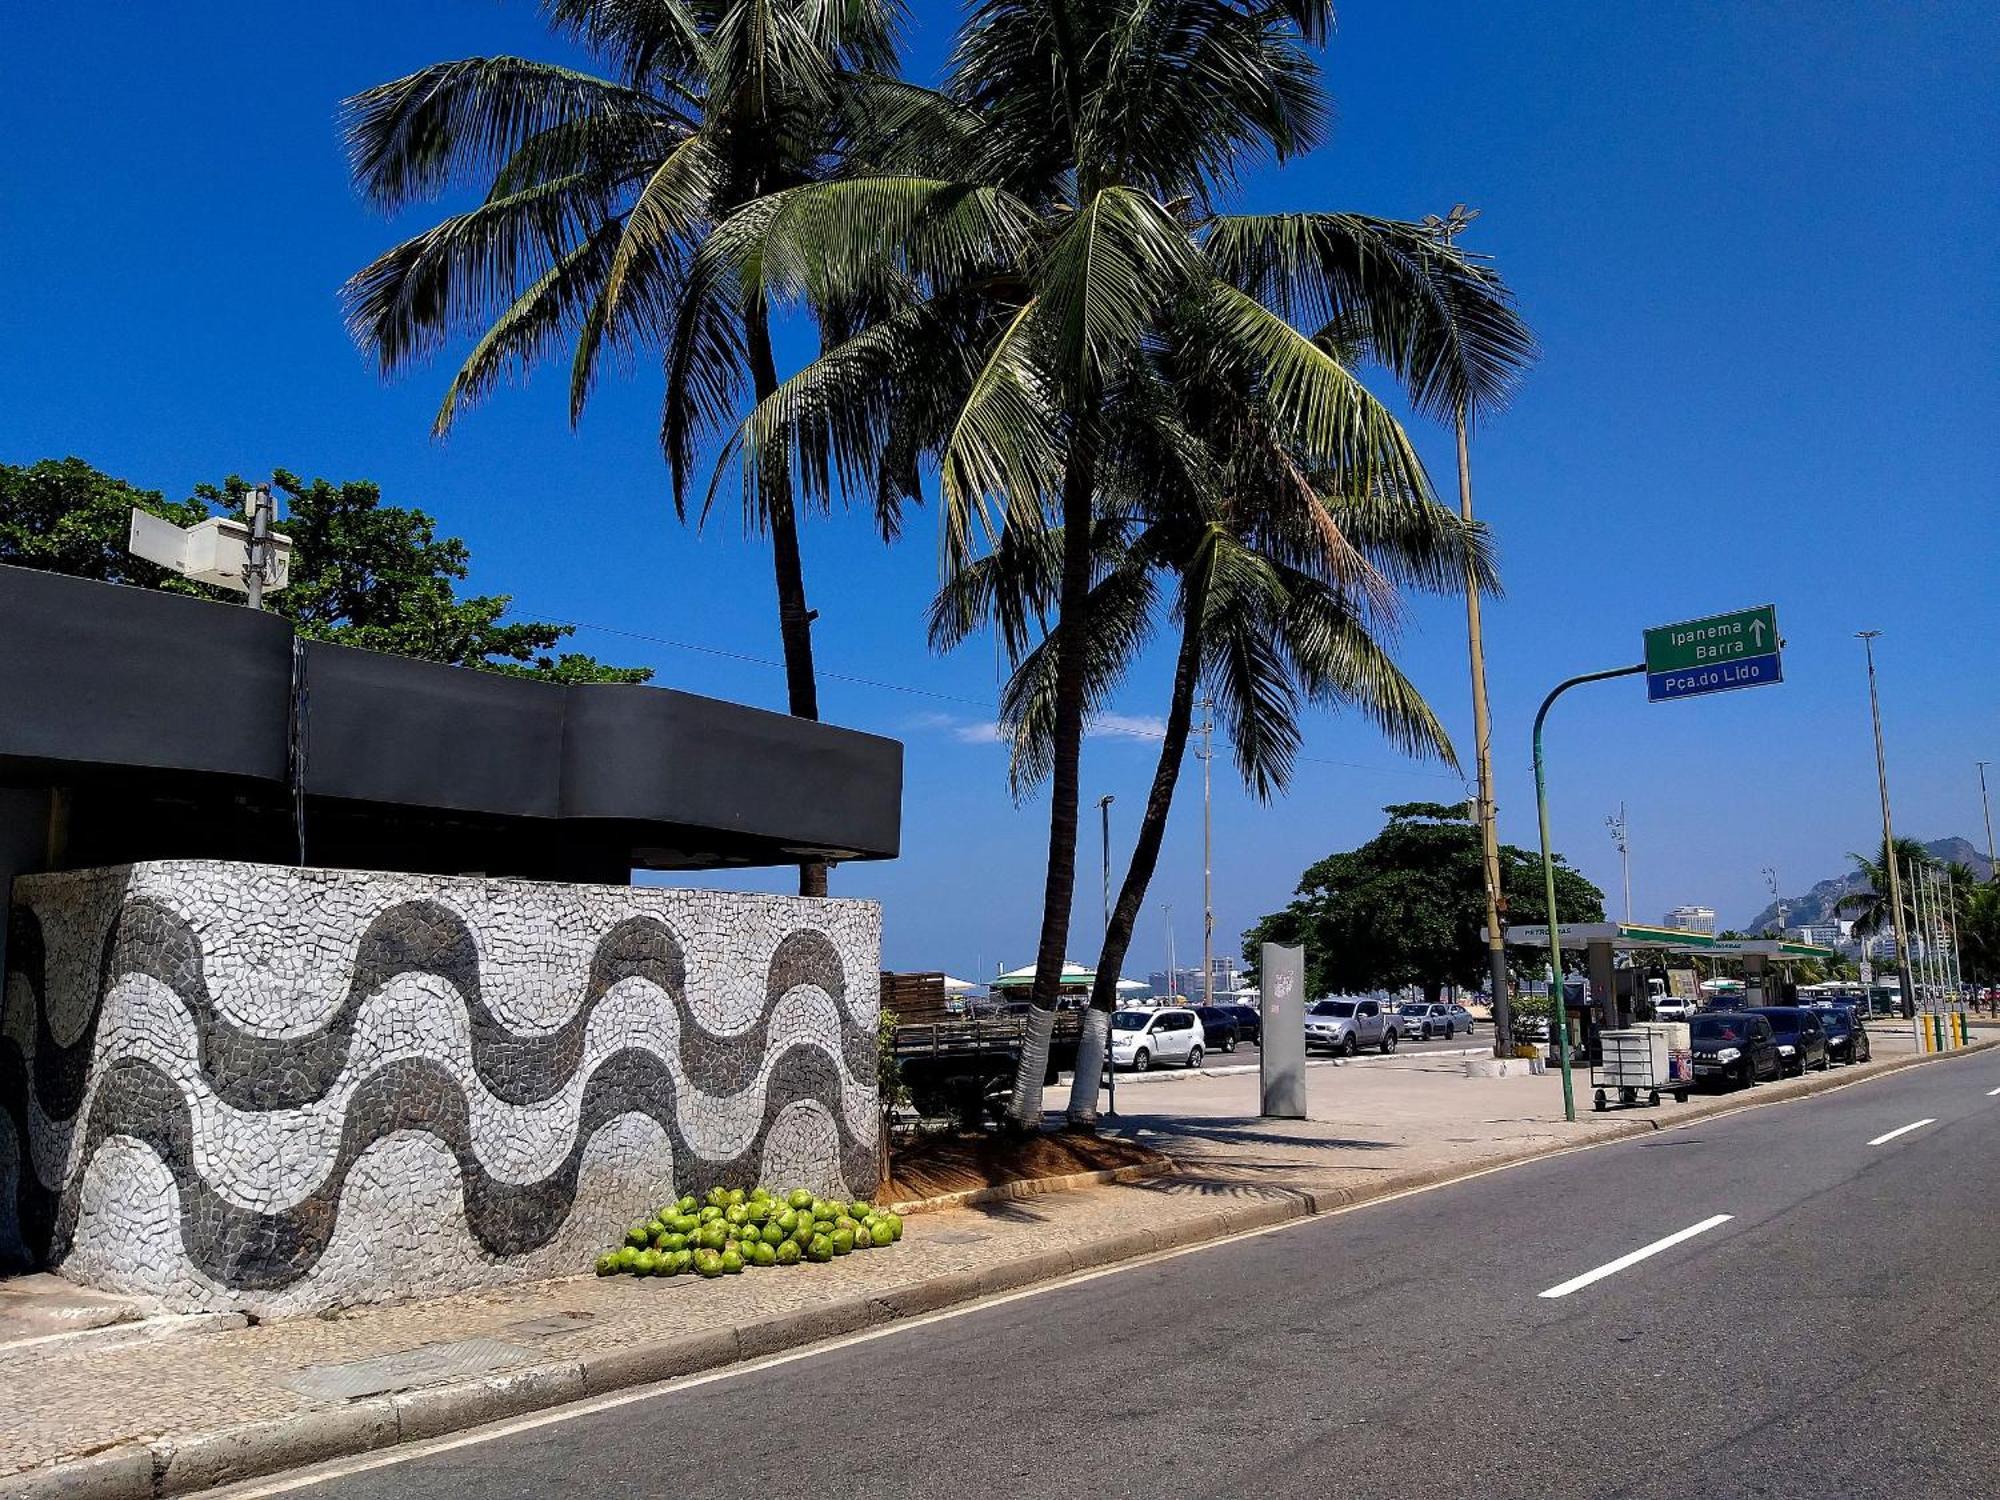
[{"left": 0, "top": 564, "right": 902, "bottom": 872}]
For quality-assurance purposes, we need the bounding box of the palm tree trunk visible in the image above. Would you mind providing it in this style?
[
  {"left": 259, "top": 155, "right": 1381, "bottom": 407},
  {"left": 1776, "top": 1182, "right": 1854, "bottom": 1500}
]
[
  {"left": 1068, "top": 575, "right": 1208, "bottom": 1129},
  {"left": 1003, "top": 439, "right": 1097, "bottom": 1132},
  {"left": 745, "top": 300, "right": 827, "bottom": 899}
]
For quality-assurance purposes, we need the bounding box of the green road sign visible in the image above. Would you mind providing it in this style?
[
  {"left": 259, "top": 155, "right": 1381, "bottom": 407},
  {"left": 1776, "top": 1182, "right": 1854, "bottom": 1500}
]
[
  {"left": 1644, "top": 604, "right": 1782, "bottom": 702},
  {"left": 1644, "top": 605, "right": 1778, "bottom": 674}
]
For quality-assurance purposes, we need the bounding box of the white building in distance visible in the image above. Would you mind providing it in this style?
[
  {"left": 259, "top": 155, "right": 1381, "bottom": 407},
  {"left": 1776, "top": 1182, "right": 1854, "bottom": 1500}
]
[{"left": 1666, "top": 904, "right": 1716, "bottom": 934}]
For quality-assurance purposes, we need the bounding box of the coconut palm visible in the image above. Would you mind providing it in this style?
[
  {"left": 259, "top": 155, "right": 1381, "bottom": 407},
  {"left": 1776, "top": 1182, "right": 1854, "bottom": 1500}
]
[
  {"left": 339, "top": 0, "right": 906, "bottom": 896},
  {"left": 1837, "top": 836, "right": 1935, "bottom": 937},
  {"left": 688, "top": 0, "right": 1532, "bottom": 1127},
  {"left": 931, "top": 311, "right": 1494, "bottom": 1125}
]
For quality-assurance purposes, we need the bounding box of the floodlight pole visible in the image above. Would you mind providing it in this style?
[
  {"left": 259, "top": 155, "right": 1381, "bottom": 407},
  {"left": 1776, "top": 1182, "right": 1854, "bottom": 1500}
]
[
  {"left": 1977, "top": 761, "right": 1996, "bottom": 882},
  {"left": 1097, "top": 795, "right": 1115, "bottom": 938},
  {"left": 1857, "top": 632, "right": 1916, "bottom": 1017},
  {"left": 1533, "top": 662, "right": 1646, "bottom": 1123},
  {"left": 1198, "top": 699, "right": 1215, "bottom": 1007}
]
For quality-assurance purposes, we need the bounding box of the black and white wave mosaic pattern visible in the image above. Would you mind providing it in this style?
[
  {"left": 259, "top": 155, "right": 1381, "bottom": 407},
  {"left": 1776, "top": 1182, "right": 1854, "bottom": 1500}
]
[{"left": 0, "top": 862, "right": 880, "bottom": 1313}]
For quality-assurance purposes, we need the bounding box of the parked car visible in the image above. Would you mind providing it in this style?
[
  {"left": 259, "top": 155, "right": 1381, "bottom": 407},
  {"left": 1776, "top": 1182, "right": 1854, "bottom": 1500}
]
[
  {"left": 1304, "top": 998, "right": 1398, "bottom": 1055},
  {"left": 1191, "top": 1005, "right": 1242, "bottom": 1053},
  {"left": 1109, "top": 1007, "right": 1204, "bottom": 1071},
  {"left": 1749, "top": 1006, "right": 1830, "bottom": 1076},
  {"left": 1653, "top": 996, "right": 1692, "bottom": 1022},
  {"left": 1398, "top": 1001, "right": 1476, "bottom": 1039},
  {"left": 1224, "top": 1003, "right": 1262, "bottom": 1046},
  {"left": 1691, "top": 1012, "right": 1781, "bottom": 1089},
  {"left": 1812, "top": 1004, "right": 1872, "bottom": 1066}
]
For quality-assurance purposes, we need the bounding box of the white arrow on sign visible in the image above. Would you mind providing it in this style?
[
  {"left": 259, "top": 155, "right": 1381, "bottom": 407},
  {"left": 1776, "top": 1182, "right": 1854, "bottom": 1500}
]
[{"left": 1749, "top": 618, "right": 1768, "bottom": 647}]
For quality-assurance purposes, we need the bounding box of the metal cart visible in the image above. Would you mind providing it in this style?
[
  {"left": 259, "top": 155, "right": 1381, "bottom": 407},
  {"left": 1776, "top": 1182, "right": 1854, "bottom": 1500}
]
[{"left": 1591, "top": 1027, "right": 1691, "bottom": 1110}]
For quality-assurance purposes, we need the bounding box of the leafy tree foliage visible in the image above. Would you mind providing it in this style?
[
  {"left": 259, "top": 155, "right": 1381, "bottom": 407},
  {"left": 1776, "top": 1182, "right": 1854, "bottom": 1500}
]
[
  {"left": 0, "top": 457, "right": 211, "bottom": 589},
  {"left": 1243, "top": 801, "right": 1604, "bottom": 1002},
  {"left": 0, "top": 458, "right": 647, "bottom": 683}
]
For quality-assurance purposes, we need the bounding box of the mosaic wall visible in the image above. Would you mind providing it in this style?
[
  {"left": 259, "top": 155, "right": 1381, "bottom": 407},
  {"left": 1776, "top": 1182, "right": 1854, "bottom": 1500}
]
[{"left": 0, "top": 861, "right": 879, "bottom": 1314}]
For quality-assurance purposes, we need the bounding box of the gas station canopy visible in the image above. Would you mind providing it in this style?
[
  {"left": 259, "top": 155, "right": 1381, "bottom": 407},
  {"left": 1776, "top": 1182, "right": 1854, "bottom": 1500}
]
[{"left": 1488, "top": 922, "right": 1717, "bottom": 954}]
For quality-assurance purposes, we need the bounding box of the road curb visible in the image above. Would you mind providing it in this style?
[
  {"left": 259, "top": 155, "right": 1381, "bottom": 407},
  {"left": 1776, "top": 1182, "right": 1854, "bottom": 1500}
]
[
  {"left": 8, "top": 1039, "right": 1989, "bottom": 1499},
  {"left": 886, "top": 1158, "right": 1170, "bottom": 1217}
]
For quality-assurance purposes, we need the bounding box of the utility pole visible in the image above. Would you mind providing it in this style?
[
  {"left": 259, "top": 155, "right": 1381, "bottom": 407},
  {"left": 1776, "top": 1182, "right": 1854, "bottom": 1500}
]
[
  {"left": 1858, "top": 632, "right": 1916, "bottom": 1018},
  {"left": 1197, "top": 698, "right": 1215, "bottom": 1007},
  {"left": 243, "top": 483, "right": 275, "bottom": 611},
  {"left": 1097, "top": 795, "right": 1115, "bottom": 938},
  {"left": 1606, "top": 804, "right": 1631, "bottom": 922},
  {"left": 1428, "top": 203, "right": 1512, "bottom": 1057},
  {"left": 1978, "top": 761, "right": 1996, "bottom": 881}
]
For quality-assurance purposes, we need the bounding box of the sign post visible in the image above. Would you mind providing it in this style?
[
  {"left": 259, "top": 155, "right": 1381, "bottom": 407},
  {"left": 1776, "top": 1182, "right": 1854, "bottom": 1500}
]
[{"left": 1532, "top": 606, "right": 1786, "bottom": 1121}]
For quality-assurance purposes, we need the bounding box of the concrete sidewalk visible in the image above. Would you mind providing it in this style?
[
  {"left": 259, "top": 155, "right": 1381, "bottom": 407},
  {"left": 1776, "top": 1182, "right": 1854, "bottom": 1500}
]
[{"left": 3, "top": 1031, "right": 1987, "bottom": 1499}]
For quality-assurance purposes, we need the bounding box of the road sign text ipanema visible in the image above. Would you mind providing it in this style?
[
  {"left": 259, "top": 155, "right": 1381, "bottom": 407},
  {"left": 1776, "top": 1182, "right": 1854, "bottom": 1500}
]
[{"left": 1644, "top": 604, "right": 1782, "bottom": 702}]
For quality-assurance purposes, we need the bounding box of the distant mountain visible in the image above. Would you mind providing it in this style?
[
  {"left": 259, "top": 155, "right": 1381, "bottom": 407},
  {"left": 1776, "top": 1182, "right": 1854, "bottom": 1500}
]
[{"left": 1740, "top": 837, "right": 1993, "bottom": 934}]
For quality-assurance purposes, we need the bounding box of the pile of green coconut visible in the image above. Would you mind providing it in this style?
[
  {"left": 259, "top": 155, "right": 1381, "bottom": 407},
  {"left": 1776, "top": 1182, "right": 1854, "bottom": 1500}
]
[{"left": 597, "top": 1185, "right": 904, "bottom": 1278}]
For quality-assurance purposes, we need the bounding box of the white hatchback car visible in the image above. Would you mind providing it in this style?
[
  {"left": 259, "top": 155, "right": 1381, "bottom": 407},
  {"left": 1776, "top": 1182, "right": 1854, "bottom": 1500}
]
[{"left": 1109, "top": 1008, "right": 1206, "bottom": 1071}]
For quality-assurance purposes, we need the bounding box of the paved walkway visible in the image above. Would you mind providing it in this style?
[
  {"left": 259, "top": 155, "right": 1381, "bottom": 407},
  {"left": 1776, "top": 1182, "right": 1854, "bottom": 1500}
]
[{"left": 0, "top": 1030, "right": 1968, "bottom": 1496}]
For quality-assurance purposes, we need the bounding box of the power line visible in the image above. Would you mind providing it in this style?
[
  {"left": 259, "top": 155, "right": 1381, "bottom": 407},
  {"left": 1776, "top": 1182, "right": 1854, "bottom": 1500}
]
[{"left": 533, "top": 609, "right": 1464, "bottom": 783}]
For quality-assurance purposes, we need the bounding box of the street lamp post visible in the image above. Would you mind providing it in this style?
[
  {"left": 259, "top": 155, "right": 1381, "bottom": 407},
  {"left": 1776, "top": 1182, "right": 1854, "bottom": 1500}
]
[
  {"left": 1097, "top": 795, "right": 1115, "bottom": 938},
  {"left": 1428, "top": 204, "right": 1514, "bottom": 1058},
  {"left": 1857, "top": 632, "right": 1916, "bottom": 1018},
  {"left": 1978, "top": 761, "right": 1996, "bottom": 881},
  {"left": 1197, "top": 699, "right": 1215, "bottom": 1007}
]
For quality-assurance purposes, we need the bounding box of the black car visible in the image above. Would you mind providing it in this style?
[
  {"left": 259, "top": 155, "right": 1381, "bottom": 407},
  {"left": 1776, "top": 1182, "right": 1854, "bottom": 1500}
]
[
  {"left": 1224, "top": 1003, "right": 1262, "bottom": 1046},
  {"left": 1691, "top": 1012, "right": 1782, "bottom": 1089},
  {"left": 1191, "top": 1005, "right": 1242, "bottom": 1053},
  {"left": 1813, "top": 1004, "right": 1872, "bottom": 1066},
  {"left": 1748, "top": 1006, "right": 1831, "bottom": 1076}
]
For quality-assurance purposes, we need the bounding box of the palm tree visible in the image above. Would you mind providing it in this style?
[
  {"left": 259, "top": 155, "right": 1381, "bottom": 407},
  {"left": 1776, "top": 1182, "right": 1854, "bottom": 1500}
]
[
  {"left": 1837, "top": 836, "right": 1935, "bottom": 937},
  {"left": 339, "top": 0, "right": 905, "bottom": 897},
  {"left": 934, "top": 311, "right": 1494, "bottom": 1126},
  {"left": 692, "top": 0, "right": 1533, "bottom": 1127}
]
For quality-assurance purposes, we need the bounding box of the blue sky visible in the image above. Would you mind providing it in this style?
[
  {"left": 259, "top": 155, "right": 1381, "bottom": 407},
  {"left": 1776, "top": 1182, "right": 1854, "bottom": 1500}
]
[{"left": 3, "top": 3, "right": 1995, "bottom": 978}]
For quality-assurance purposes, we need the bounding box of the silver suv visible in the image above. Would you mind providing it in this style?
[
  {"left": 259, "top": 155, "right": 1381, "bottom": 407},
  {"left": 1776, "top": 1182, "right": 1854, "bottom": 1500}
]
[{"left": 1304, "top": 998, "right": 1399, "bottom": 1055}]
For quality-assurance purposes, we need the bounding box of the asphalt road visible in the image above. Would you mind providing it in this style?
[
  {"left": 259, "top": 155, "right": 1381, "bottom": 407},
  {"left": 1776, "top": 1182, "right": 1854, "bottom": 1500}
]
[{"left": 270, "top": 1049, "right": 2000, "bottom": 1500}]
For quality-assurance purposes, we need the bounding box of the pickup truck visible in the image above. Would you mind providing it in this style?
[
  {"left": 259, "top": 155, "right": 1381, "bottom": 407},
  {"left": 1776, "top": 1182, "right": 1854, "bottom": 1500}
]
[{"left": 1303, "top": 997, "right": 1399, "bottom": 1054}]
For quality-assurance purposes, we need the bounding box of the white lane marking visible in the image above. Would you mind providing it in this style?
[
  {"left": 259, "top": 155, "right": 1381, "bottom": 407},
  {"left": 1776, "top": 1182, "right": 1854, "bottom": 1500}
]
[
  {"left": 1537, "top": 1214, "right": 1734, "bottom": 1300},
  {"left": 1868, "top": 1118, "right": 1936, "bottom": 1146},
  {"left": 1986, "top": 1087, "right": 2000, "bottom": 1097}
]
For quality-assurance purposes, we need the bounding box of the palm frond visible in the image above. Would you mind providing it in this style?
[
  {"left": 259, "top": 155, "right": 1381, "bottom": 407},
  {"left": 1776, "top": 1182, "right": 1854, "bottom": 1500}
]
[
  {"left": 432, "top": 222, "right": 624, "bottom": 435},
  {"left": 1203, "top": 212, "right": 1538, "bottom": 422},
  {"left": 1202, "top": 279, "right": 1434, "bottom": 504},
  {"left": 940, "top": 299, "right": 1064, "bottom": 563},
  {"left": 343, "top": 57, "right": 677, "bottom": 210}
]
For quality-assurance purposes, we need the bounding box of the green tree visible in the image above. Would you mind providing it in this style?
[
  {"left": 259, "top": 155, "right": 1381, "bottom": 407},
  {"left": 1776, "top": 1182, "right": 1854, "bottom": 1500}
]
[
  {"left": 701, "top": 0, "right": 1532, "bottom": 1126},
  {"left": 0, "top": 457, "right": 212, "bottom": 589},
  {"left": 341, "top": 0, "right": 903, "bottom": 895},
  {"left": 0, "top": 458, "right": 647, "bottom": 682},
  {"left": 1243, "top": 803, "right": 1605, "bottom": 1003}
]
